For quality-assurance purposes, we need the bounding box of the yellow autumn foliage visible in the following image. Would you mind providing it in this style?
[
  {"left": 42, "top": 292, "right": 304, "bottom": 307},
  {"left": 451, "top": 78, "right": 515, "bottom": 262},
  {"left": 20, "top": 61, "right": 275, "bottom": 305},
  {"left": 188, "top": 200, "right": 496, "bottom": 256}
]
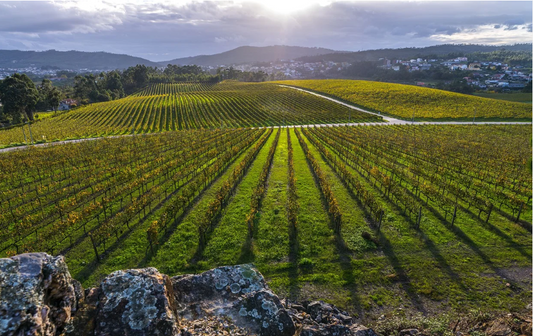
[{"left": 273, "top": 79, "right": 531, "bottom": 120}]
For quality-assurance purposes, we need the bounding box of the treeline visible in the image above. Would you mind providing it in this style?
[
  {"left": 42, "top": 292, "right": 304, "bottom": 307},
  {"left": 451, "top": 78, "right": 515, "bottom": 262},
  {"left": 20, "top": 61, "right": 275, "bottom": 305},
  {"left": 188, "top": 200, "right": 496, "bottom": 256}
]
[
  {"left": 73, "top": 64, "right": 271, "bottom": 104},
  {"left": 0, "top": 74, "right": 62, "bottom": 124},
  {"left": 216, "top": 67, "right": 269, "bottom": 82}
]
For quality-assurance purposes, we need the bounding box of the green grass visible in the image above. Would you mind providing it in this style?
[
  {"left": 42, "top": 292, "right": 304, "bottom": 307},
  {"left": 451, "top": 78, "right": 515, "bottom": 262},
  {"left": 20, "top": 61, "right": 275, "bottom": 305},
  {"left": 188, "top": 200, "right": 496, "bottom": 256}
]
[
  {"left": 66, "top": 131, "right": 265, "bottom": 286},
  {"left": 1, "top": 123, "right": 530, "bottom": 325},
  {"left": 202, "top": 131, "right": 278, "bottom": 266},
  {"left": 473, "top": 92, "right": 532, "bottom": 104},
  {"left": 300, "top": 127, "right": 531, "bottom": 319},
  {"left": 148, "top": 133, "right": 267, "bottom": 276},
  {"left": 253, "top": 129, "right": 290, "bottom": 263},
  {"left": 61, "top": 126, "right": 533, "bottom": 320}
]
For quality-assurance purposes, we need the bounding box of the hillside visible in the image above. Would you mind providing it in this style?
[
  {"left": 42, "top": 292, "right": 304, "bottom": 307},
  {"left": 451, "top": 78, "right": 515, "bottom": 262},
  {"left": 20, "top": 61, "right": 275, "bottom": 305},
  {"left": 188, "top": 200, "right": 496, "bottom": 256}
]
[
  {"left": 0, "top": 82, "right": 380, "bottom": 147},
  {"left": 162, "top": 45, "right": 341, "bottom": 66},
  {"left": 295, "top": 43, "right": 533, "bottom": 63},
  {"left": 0, "top": 50, "right": 159, "bottom": 70},
  {"left": 0, "top": 125, "right": 530, "bottom": 323},
  {"left": 273, "top": 79, "right": 532, "bottom": 120}
]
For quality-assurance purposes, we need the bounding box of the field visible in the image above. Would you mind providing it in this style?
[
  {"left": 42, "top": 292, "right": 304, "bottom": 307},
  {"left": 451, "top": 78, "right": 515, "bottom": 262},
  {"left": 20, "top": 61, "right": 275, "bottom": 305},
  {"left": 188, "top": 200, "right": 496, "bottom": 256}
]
[
  {"left": 273, "top": 79, "right": 532, "bottom": 120},
  {"left": 473, "top": 92, "right": 532, "bottom": 104},
  {"left": 1, "top": 123, "right": 530, "bottom": 323},
  {"left": 0, "top": 81, "right": 380, "bottom": 148}
]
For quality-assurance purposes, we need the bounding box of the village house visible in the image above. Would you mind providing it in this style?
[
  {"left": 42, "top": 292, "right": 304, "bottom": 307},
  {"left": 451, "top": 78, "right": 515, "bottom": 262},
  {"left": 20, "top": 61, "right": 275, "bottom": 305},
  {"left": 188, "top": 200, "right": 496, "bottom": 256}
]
[{"left": 58, "top": 99, "right": 78, "bottom": 111}]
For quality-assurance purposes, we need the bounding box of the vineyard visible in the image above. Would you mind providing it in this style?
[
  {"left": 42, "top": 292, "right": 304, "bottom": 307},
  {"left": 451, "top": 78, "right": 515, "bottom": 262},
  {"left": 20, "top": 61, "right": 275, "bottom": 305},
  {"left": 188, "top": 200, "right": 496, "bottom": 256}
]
[
  {"left": 1, "top": 124, "right": 530, "bottom": 317},
  {"left": 0, "top": 81, "right": 380, "bottom": 148},
  {"left": 274, "top": 79, "right": 532, "bottom": 120}
]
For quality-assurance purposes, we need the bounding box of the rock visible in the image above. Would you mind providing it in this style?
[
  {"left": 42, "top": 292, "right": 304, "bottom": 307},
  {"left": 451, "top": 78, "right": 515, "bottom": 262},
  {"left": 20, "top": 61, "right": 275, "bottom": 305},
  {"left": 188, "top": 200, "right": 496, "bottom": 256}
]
[
  {"left": 172, "top": 264, "right": 295, "bottom": 336},
  {"left": 0, "top": 252, "right": 81, "bottom": 336},
  {"left": 351, "top": 325, "right": 378, "bottom": 336},
  {"left": 521, "top": 322, "right": 532, "bottom": 335},
  {"left": 399, "top": 328, "right": 420, "bottom": 335},
  {"left": 307, "top": 301, "right": 334, "bottom": 323},
  {"left": 95, "top": 267, "right": 179, "bottom": 336},
  {"left": 291, "top": 304, "right": 306, "bottom": 312},
  {"left": 234, "top": 289, "right": 295, "bottom": 336},
  {"left": 338, "top": 313, "right": 353, "bottom": 324},
  {"left": 1, "top": 254, "right": 379, "bottom": 336},
  {"left": 67, "top": 287, "right": 100, "bottom": 336},
  {"left": 301, "top": 325, "right": 353, "bottom": 336},
  {"left": 300, "top": 324, "right": 377, "bottom": 336},
  {"left": 485, "top": 318, "right": 512, "bottom": 336},
  {"left": 289, "top": 300, "right": 376, "bottom": 336}
]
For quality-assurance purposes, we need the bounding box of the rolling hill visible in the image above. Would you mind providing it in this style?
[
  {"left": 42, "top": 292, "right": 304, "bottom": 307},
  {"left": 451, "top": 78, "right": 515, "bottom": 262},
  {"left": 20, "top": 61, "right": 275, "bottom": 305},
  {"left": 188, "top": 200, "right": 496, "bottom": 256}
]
[
  {"left": 273, "top": 79, "right": 532, "bottom": 120},
  {"left": 162, "top": 45, "right": 342, "bottom": 66},
  {"left": 295, "top": 43, "right": 533, "bottom": 63},
  {"left": 0, "top": 50, "right": 159, "bottom": 70}
]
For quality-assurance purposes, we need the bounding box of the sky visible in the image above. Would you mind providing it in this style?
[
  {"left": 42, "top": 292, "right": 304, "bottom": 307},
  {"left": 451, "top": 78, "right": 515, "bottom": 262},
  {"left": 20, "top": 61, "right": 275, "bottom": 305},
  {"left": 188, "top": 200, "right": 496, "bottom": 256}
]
[{"left": 0, "top": 0, "right": 531, "bottom": 61}]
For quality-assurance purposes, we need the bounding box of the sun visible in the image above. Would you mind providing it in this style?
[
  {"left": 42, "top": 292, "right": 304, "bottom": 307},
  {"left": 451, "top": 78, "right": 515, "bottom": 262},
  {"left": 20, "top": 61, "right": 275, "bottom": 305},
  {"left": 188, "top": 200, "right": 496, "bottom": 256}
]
[{"left": 250, "top": 0, "right": 317, "bottom": 14}]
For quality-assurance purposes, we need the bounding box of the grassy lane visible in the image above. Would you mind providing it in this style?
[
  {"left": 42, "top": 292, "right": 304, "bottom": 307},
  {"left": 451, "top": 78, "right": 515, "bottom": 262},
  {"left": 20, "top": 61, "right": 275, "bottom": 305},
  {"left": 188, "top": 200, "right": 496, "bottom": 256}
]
[
  {"left": 254, "top": 129, "right": 290, "bottom": 264},
  {"left": 299, "top": 128, "right": 376, "bottom": 254},
  {"left": 148, "top": 131, "right": 268, "bottom": 276},
  {"left": 307, "top": 127, "right": 531, "bottom": 316},
  {"left": 266, "top": 128, "right": 354, "bottom": 306},
  {"left": 68, "top": 132, "right": 264, "bottom": 287},
  {"left": 202, "top": 129, "right": 279, "bottom": 267}
]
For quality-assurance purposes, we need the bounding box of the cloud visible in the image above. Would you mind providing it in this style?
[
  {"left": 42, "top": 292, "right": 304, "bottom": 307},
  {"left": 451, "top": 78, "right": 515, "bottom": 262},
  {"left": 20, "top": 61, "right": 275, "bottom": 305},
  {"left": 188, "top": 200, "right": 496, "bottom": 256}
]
[{"left": 0, "top": 0, "right": 530, "bottom": 61}]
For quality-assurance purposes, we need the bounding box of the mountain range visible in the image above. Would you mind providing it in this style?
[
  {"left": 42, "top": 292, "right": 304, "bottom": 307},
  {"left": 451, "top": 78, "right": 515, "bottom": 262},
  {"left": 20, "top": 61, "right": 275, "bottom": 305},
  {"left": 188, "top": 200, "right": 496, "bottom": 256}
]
[
  {"left": 295, "top": 43, "right": 533, "bottom": 63},
  {"left": 0, "top": 44, "right": 531, "bottom": 70},
  {"left": 0, "top": 46, "right": 339, "bottom": 70},
  {"left": 0, "top": 50, "right": 160, "bottom": 70},
  {"left": 163, "top": 45, "right": 341, "bottom": 66}
]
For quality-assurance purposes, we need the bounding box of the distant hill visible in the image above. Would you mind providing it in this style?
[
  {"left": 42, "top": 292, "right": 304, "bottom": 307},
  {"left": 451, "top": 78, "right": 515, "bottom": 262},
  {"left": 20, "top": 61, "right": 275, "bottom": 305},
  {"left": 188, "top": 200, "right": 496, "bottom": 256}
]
[
  {"left": 295, "top": 43, "right": 533, "bottom": 63},
  {"left": 162, "top": 45, "right": 342, "bottom": 66},
  {"left": 0, "top": 50, "right": 159, "bottom": 70}
]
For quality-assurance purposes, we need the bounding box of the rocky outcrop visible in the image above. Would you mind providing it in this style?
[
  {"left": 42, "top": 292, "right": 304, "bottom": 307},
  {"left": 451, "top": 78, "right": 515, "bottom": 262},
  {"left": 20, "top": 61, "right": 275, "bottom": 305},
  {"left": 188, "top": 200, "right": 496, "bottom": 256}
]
[
  {"left": 0, "top": 253, "right": 82, "bottom": 336},
  {"left": 453, "top": 312, "right": 532, "bottom": 336},
  {"left": 95, "top": 268, "right": 179, "bottom": 336},
  {"left": 286, "top": 300, "right": 376, "bottom": 336},
  {"left": 172, "top": 264, "right": 295, "bottom": 336},
  {"left": 0, "top": 254, "right": 378, "bottom": 336}
]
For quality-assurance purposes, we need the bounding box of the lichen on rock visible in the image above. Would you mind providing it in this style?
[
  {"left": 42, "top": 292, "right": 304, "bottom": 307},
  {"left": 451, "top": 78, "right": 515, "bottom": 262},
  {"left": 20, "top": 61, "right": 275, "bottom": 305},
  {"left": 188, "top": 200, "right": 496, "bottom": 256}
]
[
  {"left": 172, "top": 264, "right": 295, "bottom": 336},
  {"left": 0, "top": 253, "right": 81, "bottom": 336},
  {"left": 95, "top": 267, "right": 179, "bottom": 336}
]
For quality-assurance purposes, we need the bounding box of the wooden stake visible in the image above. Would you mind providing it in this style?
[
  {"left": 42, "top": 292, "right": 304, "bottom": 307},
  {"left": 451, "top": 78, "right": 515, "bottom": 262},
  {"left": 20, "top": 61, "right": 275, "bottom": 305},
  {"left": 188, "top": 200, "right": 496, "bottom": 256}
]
[
  {"left": 515, "top": 202, "right": 524, "bottom": 222},
  {"left": 416, "top": 207, "right": 422, "bottom": 229},
  {"left": 451, "top": 204, "right": 457, "bottom": 226}
]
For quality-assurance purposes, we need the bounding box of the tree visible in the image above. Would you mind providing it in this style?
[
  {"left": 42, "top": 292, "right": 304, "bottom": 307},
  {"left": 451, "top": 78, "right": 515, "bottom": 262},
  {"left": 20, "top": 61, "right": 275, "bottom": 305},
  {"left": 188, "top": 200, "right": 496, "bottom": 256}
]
[
  {"left": 38, "top": 79, "right": 62, "bottom": 112},
  {"left": 0, "top": 73, "right": 39, "bottom": 123}
]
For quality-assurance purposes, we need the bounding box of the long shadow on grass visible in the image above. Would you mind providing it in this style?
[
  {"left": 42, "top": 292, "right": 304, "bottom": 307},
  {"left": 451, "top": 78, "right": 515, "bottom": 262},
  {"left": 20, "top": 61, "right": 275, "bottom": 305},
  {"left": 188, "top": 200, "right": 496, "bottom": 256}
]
[
  {"left": 189, "top": 134, "right": 272, "bottom": 266},
  {"left": 287, "top": 219, "right": 300, "bottom": 301},
  {"left": 492, "top": 204, "right": 532, "bottom": 233},
  {"left": 139, "top": 132, "right": 267, "bottom": 269},
  {"left": 424, "top": 203, "right": 527, "bottom": 281},
  {"left": 303, "top": 128, "right": 429, "bottom": 315},
  {"left": 455, "top": 204, "right": 531, "bottom": 258},
  {"left": 296, "top": 130, "right": 362, "bottom": 316},
  {"left": 236, "top": 229, "right": 255, "bottom": 264},
  {"left": 376, "top": 198, "right": 471, "bottom": 300},
  {"left": 74, "top": 194, "right": 170, "bottom": 284},
  {"left": 376, "top": 232, "right": 427, "bottom": 314},
  {"left": 75, "top": 136, "right": 260, "bottom": 282}
]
